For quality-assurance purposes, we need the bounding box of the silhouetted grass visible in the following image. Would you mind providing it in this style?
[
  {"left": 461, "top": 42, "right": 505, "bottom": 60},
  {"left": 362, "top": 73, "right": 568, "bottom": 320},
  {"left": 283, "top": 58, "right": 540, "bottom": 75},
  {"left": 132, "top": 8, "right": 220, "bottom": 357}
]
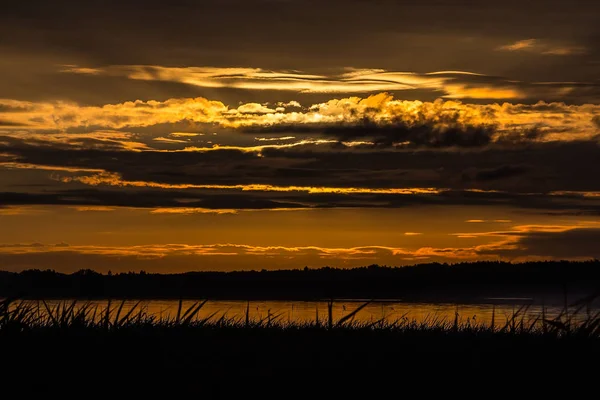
[
  {"left": 2, "top": 297, "right": 600, "bottom": 337},
  {"left": 1, "top": 297, "right": 599, "bottom": 393}
]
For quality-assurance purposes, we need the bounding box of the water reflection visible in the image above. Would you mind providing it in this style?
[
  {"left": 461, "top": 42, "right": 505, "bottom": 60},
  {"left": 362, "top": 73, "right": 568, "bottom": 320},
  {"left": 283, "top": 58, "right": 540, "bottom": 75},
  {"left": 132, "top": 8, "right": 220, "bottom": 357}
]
[{"left": 26, "top": 299, "right": 591, "bottom": 326}]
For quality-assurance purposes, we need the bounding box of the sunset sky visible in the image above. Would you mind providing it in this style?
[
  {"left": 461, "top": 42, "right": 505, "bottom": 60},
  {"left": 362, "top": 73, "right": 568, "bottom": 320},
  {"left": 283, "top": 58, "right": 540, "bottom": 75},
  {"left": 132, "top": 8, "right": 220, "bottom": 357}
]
[{"left": 1, "top": 0, "right": 599, "bottom": 272}]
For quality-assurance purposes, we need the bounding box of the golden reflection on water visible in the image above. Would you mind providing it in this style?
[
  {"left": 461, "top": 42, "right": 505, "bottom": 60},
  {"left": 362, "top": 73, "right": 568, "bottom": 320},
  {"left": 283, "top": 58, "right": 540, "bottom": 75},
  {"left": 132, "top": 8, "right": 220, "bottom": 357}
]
[{"left": 29, "top": 299, "right": 579, "bottom": 326}]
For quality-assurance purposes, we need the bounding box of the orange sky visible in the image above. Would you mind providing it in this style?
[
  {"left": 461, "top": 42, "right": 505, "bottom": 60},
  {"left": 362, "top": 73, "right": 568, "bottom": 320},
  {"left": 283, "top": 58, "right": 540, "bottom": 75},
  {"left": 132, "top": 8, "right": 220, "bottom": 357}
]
[{"left": 1, "top": 0, "right": 599, "bottom": 272}]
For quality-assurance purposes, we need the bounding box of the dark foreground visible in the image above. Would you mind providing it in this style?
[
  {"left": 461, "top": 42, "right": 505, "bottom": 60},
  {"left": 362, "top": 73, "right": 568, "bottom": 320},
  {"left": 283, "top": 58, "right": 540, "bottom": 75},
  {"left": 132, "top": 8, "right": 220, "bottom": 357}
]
[
  {"left": 1, "top": 300, "right": 599, "bottom": 396},
  {"left": 5, "top": 328, "right": 599, "bottom": 393}
]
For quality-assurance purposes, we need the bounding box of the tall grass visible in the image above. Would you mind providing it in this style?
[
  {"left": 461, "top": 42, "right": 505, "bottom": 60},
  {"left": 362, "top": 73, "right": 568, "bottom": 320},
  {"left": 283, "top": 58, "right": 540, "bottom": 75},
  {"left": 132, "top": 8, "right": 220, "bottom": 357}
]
[{"left": 2, "top": 297, "right": 600, "bottom": 338}]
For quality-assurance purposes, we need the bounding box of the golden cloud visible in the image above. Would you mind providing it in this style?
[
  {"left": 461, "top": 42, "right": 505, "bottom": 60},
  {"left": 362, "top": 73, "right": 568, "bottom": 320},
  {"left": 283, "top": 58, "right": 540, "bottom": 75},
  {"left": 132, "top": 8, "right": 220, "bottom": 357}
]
[
  {"left": 60, "top": 65, "right": 587, "bottom": 100},
  {"left": 0, "top": 242, "right": 505, "bottom": 262},
  {"left": 2, "top": 222, "right": 599, "bottom": 264},
  {"left": 56, "top": 169, "right": 446, "bottom": 195},
  {"left": 497, "top": 39, "right": 538, "bottom": 51},
  {"left": 1, "top": 93, "right": 599, "bottom": 146},
  {"left": 497, "top": 39, "right": 588, "bottom": 56}
]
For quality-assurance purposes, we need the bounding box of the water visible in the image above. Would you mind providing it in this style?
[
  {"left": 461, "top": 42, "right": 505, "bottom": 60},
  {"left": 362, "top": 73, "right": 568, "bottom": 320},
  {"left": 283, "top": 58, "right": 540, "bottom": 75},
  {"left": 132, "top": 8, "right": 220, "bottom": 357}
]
[{"left": 22, "top": 299, "right": 595, "bottom": 326}]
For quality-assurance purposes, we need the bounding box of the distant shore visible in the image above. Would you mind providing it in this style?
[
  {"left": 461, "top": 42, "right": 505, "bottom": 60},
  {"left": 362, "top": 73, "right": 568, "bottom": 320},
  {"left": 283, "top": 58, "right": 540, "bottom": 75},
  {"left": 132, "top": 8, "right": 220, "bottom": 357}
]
[{"left": 1, "top": 260, "right": 599, "bottom": 304}]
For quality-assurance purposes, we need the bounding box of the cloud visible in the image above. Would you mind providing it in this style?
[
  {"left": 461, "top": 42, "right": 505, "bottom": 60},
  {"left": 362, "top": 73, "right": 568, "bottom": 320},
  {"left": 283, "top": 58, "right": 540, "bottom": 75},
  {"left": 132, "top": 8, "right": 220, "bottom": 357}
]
[
  {"left": 60, "top": 65, "right": 440, "bottom": 94},
  {"left": 2, "top": 225, "right": 597, "bottom": 272},
  {"left": 153, "top": 137, "right": 189, "bottom": 144},
  {"left": 149, "top": 208, "right": 239, "bottom": 215},
  {"left": 498, "top": 39, "right": 538, "bottom": 51},
  {"left": 505, "top": 228, "right": 600, "bottom": 259},
  {"left": 60, "top": 65, "right": 600, "bottom": 102},
  {"left": 0, "top": 242, "right": 414, "bottom": 261},
  {"left": 1, "top": 93, "right": 600, "bottom": 215},
  {"left": 2, "top": 94, "right": 598, "bottom": 147},
  {"left": 497, "top": 39, "right": 588, "bottom": 56},
  {"left": 469, "top": 223, "right": 600, "bottom": 260},
  {"left": 179, "top": 139, "right": 339, "bottom": 153},
  {"left": 0, "top": 119, "right": 28, "bottom": 127},
  {"left": 1, "top": 1, "right": 599, "bottom": 271},
  {"left": 0, "top": 97, "right": 229, "bottom": 131},
  {"left": 0, "top": 131, "right": 151, "bottom": 152},
  {"left": 245, "top": 119, "right": 495, "bottom": 150},
  {"left": 239, "top": 94, "right": 600, "bottom": 146},
  {"left": 0, "top": 189, "right": 315, "bottom": 210},
  {"left": 0, "top": 203, "right": 53, "bottom": 215},
  {"left": 0, "top": 241, "right": 512, "bottom": 266},
  {"left": 73, "top": 206, "right": 117, "bottom": 212},
  {"left": 254, "top": 136, "right": 296, "bottom": 142},
  {"left": 277, "top": 101, "right": 302, "bottom": 108},
  {"left": 0, "top": 242, "right": 46, "bottom": 249},
  {"left": 0, "top": 161, "right": 104, "bottom": 174},
  {"left": 2, "top": 182, "right": 600, "bottom": 216},
  {"left": 170, "top": 132, "right": 203, "bottom": 137},
  {"left": 542, "top": 47, "right": 587, "bottom": 56},
  {"left": 1, "top": 1, "right": 598, "bottom": 110},
  {"left": 463, "top": 219, "right": 513, "bottom": 224},
  {"left": 3, "top": 133, "right": 600, "bottom": 213},
  {"left": 474, "top": 165, "right": 528, "bottom": 181},
  {"left": 85, "top": 224, "right": 595, "bottom": 264},
  {"left": 57, "top": 170, "right": 445, "bottom": 195},
  {"left": 234, "top": 103, "right": 278, "bottom": 114},
  {"left": 0, "top": 236, "right": 549, "bottom": 272}
]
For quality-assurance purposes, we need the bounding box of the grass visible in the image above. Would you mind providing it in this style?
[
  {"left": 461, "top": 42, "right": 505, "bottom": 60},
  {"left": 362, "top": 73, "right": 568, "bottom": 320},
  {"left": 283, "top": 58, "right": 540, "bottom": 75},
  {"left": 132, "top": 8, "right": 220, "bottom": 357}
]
[
  {"left": 2, "top": 297, "right": 600, "bottom": 337},
  {"left": 1, "top": 297, "right": 599, "bottom": 393}
]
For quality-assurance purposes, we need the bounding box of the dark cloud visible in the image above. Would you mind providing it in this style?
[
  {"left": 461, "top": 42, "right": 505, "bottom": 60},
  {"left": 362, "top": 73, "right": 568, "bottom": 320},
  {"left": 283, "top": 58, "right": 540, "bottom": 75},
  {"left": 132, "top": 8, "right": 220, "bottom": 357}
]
[
  {"left": 244, "top": 120, "right": 495, "bottom": 148},
  {"left": 1, "top": 187, "right": 600, "bottom": 216},
  {"left": 495, "top": 127, "right": 544, "bottom": 146},
  {"left": 474, "top": 165, "right": 528, "bottom": 182},
  {"left": 0, "top": 104, "right": 35, "bottom": 113},
  {"left": 3, "top": 137, "right": 600, "bottom": 196},
  {"left": 0, "top": 243, "right": 45, "bottom": 248},
  {"left": 0, "top": 190, "right": 308, "bottom": 210},
  {"left": 0, "top": 120, "right": 27, "bottom": 127},
  {"left": 499, "top": 228, "right": 600, "bottom": 259}
]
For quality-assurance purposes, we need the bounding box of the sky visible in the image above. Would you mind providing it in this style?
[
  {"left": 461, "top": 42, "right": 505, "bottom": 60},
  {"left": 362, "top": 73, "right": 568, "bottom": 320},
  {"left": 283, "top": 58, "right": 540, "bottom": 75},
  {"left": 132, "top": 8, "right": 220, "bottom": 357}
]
[{"left": 1, "top": 0, "right": 599, "bottom": 272}]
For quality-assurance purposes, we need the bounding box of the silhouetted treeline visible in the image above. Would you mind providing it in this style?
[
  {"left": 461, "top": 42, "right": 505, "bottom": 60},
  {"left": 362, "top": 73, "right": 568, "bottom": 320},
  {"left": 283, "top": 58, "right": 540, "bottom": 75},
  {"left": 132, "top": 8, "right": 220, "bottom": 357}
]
[{"left": 1, "top": 260, "right": 599, "bottom": 302}]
